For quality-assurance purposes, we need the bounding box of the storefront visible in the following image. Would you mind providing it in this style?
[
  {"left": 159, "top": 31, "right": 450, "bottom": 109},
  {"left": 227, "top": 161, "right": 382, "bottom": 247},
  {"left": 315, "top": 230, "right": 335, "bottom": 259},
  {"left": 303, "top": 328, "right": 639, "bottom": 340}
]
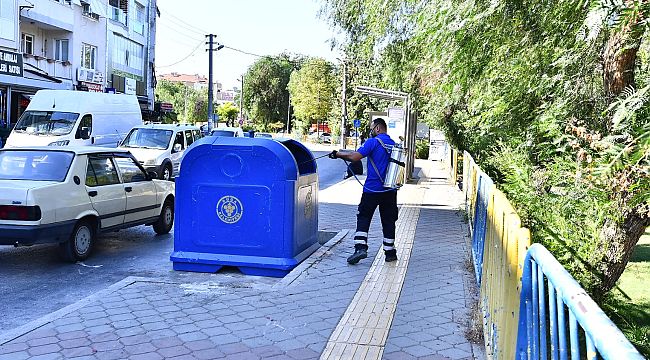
[{"left": 0, "top": 49, "right": 71, "bottom": 144}]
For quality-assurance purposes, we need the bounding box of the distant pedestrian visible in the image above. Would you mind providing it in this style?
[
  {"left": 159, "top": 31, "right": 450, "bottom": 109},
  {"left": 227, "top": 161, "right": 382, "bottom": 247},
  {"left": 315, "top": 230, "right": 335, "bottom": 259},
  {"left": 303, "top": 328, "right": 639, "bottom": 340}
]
[{"left": 328, "top": 117, "right": 398, "bottom": 264}]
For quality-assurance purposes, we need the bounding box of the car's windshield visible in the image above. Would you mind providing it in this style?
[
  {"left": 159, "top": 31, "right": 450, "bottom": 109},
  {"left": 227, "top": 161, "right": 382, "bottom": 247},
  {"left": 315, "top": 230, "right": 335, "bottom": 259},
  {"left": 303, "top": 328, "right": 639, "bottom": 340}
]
[
  {"left": 211, "top": 130, "right": 235, "bottom": 137},
  {"left": 14, "top": 111, "right": 79, "bottom": 136},
  {"left": 0, "top": 150, "right": 74, "bottom": 181},
  {"left": 121, "top": 128, "right": 174, "bottom": 149}
]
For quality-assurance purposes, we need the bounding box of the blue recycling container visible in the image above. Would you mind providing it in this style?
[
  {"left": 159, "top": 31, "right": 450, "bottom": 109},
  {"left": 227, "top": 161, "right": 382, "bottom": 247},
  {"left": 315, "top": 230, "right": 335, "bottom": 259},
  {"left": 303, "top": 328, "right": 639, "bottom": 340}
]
[{"left": 170, "top": 137, "right": 320, "bottom": 277}]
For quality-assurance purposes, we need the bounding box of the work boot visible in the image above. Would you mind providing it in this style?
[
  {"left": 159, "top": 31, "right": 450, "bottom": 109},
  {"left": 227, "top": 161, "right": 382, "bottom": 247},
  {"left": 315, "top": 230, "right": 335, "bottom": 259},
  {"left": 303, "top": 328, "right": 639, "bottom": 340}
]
[
  {"left": 385, "top": 249, "right": 398, "bottom": 262},
  {"left": 347, "top": 244, "right": 368, "bottom": 265}
]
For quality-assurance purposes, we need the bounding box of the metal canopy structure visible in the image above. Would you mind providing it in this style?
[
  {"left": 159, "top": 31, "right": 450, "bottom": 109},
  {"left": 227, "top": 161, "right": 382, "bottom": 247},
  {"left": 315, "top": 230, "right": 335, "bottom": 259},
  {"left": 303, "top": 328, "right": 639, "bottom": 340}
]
[{"left": 354, "top": 86, "right": 416, "bottom": 180}]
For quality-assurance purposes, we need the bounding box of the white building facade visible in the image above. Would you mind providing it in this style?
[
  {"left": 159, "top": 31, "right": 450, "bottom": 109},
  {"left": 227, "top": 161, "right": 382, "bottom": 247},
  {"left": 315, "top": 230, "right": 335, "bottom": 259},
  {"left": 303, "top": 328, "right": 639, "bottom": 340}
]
[{"left": 0, "top": 0, "right": 157, "bottom": 139}]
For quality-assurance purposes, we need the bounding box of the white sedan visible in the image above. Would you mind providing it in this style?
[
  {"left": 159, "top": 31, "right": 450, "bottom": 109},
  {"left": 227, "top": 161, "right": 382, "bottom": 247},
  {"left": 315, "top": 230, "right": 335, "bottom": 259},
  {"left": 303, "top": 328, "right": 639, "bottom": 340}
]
[{"left": 0, "top": 147, "right": 175, "bottom": 261}]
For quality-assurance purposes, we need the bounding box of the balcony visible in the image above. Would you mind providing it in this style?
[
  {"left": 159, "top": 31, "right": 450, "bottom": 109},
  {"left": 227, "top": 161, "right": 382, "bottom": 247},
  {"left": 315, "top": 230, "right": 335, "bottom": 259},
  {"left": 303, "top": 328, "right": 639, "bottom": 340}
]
[
  {"left": 110, "top": 6, "right": 127, "bottom": 26},
  {"left": 22, "top": 55, "right": 73, "bottom": 81},
  {"left": 19, "top": 2, "right": 74, "bottom": 32}
]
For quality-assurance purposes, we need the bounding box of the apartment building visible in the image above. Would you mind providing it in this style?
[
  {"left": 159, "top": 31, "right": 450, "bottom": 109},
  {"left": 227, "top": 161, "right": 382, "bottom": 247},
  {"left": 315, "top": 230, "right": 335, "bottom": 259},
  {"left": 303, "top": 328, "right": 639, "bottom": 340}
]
[{"left": 0, "top": 0, "right": 157, "bottom": 134}]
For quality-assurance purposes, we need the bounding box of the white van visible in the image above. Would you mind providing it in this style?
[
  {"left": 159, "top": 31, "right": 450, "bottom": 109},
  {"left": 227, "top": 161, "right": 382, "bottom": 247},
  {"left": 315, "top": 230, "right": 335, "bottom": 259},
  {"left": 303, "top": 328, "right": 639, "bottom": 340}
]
[{"left": 5, "top": 90, "right": 142, "bottom": 147}]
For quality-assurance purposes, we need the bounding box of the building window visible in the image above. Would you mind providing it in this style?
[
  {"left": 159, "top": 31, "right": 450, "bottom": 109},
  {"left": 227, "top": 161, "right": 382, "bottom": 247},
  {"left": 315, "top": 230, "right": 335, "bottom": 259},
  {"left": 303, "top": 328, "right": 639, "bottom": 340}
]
[
  {"left": 109, "top": 0, "right": 128, "bottom": 25},
  {"left": 55, "top": 39, "right": 69, "bottom": 62},
  {"left": 111, "top": 33, "right": 144, "bottom": 73},
  {"left": 21, "top": 33, "right": 34, "bottom": 55},
  {"left": 0, "top": 0, "right": 17, "bottom": 41},
  {"left": 81, "top": 43, "right": 97, "bottom": 69},
  {"left": 134, "top": 3, "right": 145, "bottom": 35}
]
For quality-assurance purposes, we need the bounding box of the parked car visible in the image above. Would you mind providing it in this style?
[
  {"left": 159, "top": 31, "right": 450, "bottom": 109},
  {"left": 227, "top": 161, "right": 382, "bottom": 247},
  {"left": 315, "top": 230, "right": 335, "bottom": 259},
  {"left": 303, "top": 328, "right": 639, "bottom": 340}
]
[
  {"left": 0, "top": 147, "right": 175, "bottom": 261},
  {"left": 254, "top": 132, "right": 273, "bottom": 139},
  {"left": 5, "top": 90, "right": 142, "bottom": 147},
  {"left": 210, "top": 127, "right": 244, "bottom": 137},
  {"left": 118, "top": 124, "right": 202, "bottom": 180},
  {"left": 319, "top": 132, "right": 332, "bottom": 143}
]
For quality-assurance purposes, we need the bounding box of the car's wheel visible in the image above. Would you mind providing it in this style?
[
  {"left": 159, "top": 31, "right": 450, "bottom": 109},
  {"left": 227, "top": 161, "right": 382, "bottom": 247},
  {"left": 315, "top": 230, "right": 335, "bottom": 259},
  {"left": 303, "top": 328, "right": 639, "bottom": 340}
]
[
  {"left": 160, "top": 163, "right": 172, "bottom": 181},
  {"left": 59, "top": 219, "right": 95, "bottom": 262},
  {"left": 153, "top": 199, "right": 174, "bottom": 234}
]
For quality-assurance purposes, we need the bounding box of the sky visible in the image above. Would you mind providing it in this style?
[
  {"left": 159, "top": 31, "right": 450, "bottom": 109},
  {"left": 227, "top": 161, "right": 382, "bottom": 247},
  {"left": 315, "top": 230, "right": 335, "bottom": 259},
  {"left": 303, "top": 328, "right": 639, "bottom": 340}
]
[{"left": 155, "top": 0, "right": 341, "bottom": 91}]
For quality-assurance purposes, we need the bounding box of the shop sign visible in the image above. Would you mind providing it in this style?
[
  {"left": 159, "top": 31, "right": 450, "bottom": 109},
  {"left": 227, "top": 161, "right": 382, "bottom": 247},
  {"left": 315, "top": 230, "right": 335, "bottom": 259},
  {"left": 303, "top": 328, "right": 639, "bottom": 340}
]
[
  {"left": 0, "top": 50, "right": 23, "bottom": 77},
  {"left": 80, "top": 81, "right": 103, "bottom": 93}
]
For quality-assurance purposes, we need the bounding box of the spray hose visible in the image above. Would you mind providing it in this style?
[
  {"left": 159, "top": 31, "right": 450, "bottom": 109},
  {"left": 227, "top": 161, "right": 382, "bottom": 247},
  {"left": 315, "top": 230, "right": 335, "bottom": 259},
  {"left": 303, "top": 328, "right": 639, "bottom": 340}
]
[{"left": 299, "top": 151, "right": 398, "bottom": 193}]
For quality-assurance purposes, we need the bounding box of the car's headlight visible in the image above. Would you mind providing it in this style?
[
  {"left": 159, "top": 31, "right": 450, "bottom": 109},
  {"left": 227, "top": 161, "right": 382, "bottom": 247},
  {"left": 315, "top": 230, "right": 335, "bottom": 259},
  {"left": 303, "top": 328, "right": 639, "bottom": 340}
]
[
  {"left": 48, "top": 140, "right": 69, "bottom": 146},
  {"left": 144, "top": 159, "right": 157, "bottom": 166}
]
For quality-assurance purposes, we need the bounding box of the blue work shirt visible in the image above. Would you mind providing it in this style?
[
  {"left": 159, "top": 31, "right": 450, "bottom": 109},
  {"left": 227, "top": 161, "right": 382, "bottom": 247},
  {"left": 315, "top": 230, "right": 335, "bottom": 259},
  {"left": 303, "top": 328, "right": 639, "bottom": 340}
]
[{"left": 358, "top": 133, "right": 396, "bottom": 192}]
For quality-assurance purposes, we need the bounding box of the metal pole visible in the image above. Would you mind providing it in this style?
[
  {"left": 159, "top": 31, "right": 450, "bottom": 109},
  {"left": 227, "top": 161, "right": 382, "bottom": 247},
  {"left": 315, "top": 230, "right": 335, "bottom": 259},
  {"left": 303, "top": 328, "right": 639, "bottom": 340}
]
[
  {"left": 286, "top": 93, "right": 290, "bottom": 133},
  {"left": 340, "top": 59, "right": 347, "bottom": 149},
  {"left": 207, "top": 34, "right": 214, "bottom": 132},
  {"left": 239, "top": 74, "right": 244, "bottom": 125}
]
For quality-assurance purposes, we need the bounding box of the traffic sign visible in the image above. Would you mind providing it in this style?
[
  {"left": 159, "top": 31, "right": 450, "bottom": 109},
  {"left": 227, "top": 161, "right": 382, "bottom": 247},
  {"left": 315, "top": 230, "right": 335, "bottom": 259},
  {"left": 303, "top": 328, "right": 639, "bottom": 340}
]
[{"left": 353, "top": 119, "right": 361, "bottom": 128}]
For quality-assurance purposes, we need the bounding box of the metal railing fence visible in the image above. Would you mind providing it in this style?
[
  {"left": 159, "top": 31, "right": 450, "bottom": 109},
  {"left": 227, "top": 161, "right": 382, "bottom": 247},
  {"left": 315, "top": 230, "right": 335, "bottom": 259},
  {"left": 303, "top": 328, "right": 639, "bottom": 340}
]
[{"left": 515, "top": 244, "right": 644, "bottom": 360}]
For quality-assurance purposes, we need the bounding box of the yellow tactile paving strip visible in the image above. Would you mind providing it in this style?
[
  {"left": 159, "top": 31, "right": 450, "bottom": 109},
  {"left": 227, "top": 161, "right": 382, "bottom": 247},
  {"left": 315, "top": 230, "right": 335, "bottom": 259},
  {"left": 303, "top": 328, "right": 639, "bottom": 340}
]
[{"left": 321, "top": 184, "right": 424, "bottom": 360}]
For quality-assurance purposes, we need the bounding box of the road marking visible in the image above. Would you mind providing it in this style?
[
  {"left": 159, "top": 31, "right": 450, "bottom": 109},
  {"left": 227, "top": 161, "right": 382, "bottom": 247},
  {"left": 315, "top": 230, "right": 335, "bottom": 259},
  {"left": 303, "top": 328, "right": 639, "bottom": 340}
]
[{"left": 321, "top": 180, "right": 425, "bottom": 359}]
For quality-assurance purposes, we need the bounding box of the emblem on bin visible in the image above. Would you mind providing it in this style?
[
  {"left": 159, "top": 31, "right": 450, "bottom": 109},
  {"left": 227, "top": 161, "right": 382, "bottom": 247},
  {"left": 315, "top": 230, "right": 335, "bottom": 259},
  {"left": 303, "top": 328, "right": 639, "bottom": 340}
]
[{"left": 216, "top": 195, "right": 243, "bottom": 224}]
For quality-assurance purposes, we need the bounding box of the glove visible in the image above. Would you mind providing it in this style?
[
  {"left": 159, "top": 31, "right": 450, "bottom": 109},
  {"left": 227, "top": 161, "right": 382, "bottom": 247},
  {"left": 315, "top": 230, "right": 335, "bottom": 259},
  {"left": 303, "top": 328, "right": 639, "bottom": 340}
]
[{"left": 328, "top": 150, "right": 338, "bottom": 159}]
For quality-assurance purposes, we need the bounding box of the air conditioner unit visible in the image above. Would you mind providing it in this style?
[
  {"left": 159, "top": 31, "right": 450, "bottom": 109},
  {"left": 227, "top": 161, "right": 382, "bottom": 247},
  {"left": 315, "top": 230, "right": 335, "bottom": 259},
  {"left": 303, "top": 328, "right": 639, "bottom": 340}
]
[{"left": 77, "top": 68, "right": 105, "bottom": 84}]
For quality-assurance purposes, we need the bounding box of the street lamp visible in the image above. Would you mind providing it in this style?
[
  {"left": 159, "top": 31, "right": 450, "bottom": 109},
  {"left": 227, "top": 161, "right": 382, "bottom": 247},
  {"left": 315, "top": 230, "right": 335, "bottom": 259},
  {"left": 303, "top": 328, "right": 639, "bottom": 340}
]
[{"left": 337, "top": 57, "right": 348, "bottom": 149}]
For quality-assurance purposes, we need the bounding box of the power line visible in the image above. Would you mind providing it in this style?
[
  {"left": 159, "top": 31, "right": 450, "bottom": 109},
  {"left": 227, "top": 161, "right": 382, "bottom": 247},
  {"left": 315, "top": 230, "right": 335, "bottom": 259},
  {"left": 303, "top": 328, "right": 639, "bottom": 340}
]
[
  {"left": 157, "top": 5, "right": 209, "bottom": 35},
  {"left": 158, "top": 13, "right": 205, "bottom": 37},
  {"left": 157, "top": 40, "right": 204, "bottom": 68},
  {"left": 222, "top": 45, "right": 265, "bottom": 58}
]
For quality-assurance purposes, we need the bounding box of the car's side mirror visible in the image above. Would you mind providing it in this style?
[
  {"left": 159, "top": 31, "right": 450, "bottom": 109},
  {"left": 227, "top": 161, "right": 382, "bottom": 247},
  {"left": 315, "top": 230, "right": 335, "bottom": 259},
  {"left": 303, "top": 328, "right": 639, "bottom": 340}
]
[
  {"left": 79, "top": 127, "right": 91, "bottom": 140},
  {"left": 173, "top": 143, "right": 182, "bottom": 153},
  {"left": 148, "top": 171, "right": 159, "bottom": 180},
  {"left": 131, "top": 174, "right": 146, "bottom": 182}
]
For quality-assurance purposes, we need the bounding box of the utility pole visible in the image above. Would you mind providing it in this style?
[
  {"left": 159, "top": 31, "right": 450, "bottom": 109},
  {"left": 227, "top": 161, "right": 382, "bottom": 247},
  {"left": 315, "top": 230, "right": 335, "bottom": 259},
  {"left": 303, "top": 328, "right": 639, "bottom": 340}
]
[
  {"left": 206, "top": 34, "right": 224, "bottom": 132},
  {"left": 340, "top": 59, "right": 347, "bottom": 149},
  {"left": 206, "top": 34, "right": 214, "bottom": 132}
]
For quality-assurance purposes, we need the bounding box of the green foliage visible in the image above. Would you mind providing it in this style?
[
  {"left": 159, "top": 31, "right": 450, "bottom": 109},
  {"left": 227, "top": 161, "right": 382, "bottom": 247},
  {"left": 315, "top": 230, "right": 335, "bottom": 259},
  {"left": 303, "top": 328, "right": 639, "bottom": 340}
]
[
  {"left": 415, "top": 139, "right": 429, "bottom": 159},
  {"left": 288, "top": 58, "right": 337, "bottom": 128},
  {"left": 320, "top": 0, "right": 649, "bottom": 298},
  {"left": 216, "top": 102, "right": 239, "bottom": 127},
  {"left": 243, "top": 54, "right": 301, "bottom": 131},
  {"left": 155, "top": 80, "right": 207, "bottom": 124}
]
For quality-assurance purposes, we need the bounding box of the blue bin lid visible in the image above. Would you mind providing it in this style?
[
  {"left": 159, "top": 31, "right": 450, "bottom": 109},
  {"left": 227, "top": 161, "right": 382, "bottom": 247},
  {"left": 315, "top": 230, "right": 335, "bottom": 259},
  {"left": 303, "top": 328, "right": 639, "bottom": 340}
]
[{"left": 182, "top": 136, "right": 316, "bottom": 181}]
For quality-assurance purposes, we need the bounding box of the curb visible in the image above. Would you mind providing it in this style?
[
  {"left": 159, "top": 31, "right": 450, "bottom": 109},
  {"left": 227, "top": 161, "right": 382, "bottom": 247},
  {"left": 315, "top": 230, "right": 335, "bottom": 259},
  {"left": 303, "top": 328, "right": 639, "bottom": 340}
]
[{"left": 273, "top": 228, "right": 350, "bottom": 289}]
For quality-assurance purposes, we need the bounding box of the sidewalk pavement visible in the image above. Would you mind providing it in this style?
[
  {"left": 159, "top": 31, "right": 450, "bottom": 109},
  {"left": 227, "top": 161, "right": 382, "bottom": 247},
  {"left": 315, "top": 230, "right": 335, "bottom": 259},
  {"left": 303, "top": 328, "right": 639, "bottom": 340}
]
[{"left": 0, "top": 160, "right": 484, "bottom": 360}]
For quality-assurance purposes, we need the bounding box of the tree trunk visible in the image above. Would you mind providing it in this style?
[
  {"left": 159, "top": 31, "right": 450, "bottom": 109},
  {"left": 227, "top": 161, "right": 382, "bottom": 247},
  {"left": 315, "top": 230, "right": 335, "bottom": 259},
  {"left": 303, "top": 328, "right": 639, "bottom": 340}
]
[
  {"left": 596, "top": 26, "right": 647, "bottom": 296},
  {"left": 597, "top": 205, "right": 650, "bottom": 295},
  {"left": 603, "top": 30, "right": 640, "bottom": 99}
]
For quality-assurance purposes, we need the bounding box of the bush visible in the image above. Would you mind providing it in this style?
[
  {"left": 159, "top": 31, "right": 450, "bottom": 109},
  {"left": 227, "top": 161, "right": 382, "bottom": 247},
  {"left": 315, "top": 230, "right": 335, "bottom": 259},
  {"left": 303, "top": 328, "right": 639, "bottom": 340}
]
[{"left": 415, "top": 139, "right": 429, "bottom": 159}]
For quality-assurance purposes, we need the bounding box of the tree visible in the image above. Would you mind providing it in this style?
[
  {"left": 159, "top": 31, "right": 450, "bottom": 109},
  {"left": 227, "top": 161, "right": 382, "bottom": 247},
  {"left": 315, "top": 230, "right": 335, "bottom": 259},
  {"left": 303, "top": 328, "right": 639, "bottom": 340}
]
[
  {"left": 320, "top": 0, "right": 649, "bottom": 297},
  {"left": 155, "top": 80, "right": 207, "bottom": 124},
  {"left": 243, "top": 54, "right": 299, "bottom": 131},
  {"left": 217, "top": 102, "right": 239, "bottom": 127},
  {"left": 287, "top": 58, "right": 337, "bottom": 134}
]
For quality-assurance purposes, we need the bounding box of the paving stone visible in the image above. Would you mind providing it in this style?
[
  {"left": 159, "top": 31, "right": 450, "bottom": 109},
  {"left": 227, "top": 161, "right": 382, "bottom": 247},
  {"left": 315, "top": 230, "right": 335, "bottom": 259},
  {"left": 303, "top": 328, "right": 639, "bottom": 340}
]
[
  {"left": 285, "top": 347, "right": 320, "bottom": 360},
  {"left": 209, "top": 333, "right": 240, "bottom": 345},
  {"left": 27, "top": 343, "right": 62, "bottom": 356},
  {"left": 124, "top": 342, "right": 158, "bottom": 355},
  {"left": 0, "top": 352, "right": 30, "bottom": 360},
  {"left": 156, "top": 345, "right": 192, "bottom": 358}
]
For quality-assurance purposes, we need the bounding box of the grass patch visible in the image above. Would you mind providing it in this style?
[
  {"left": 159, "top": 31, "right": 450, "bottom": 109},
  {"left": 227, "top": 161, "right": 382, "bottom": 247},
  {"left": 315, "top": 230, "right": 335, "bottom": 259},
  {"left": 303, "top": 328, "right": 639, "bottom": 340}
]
[{"left": 606, "top": 229, "right": 650, "bottom": 357}]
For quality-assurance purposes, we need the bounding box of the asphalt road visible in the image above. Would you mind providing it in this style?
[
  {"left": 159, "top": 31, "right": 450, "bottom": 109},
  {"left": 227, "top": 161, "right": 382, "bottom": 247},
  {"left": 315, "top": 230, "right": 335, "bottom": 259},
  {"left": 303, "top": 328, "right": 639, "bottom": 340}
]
[{"left": 0, "top": 147, "right": 352, "bottom": 332}]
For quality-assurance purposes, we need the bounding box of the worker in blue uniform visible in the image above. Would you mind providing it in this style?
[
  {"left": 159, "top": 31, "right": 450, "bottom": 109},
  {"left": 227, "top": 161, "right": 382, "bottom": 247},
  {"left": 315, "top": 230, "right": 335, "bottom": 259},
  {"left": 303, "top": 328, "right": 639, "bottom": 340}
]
[{"left": 328, "top": 117, "right": 398, "bottom": 264}]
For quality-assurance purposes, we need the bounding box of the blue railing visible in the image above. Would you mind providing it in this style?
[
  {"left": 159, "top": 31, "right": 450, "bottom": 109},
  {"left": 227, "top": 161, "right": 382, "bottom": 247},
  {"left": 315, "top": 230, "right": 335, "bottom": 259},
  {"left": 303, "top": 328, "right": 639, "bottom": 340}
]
[
  {"left": 515, "top": 244, "right": 645, "bottom": 360},
  {"left": 471, "top": 172, "right": 493, "bottom": 285}
]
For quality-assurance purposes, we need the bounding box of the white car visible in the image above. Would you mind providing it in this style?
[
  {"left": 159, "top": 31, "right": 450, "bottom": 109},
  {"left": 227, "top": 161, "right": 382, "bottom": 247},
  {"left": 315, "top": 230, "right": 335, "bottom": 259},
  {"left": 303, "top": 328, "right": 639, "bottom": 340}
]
[
  {"left": 254, "top": 132, "right": 273, "bottom": 139},
  {"left": 210, "top": 127, "right": 244, "bottom": 137},
  {"left": 119, "top": 124, "right": 202, "bottom": 180},
  {"left": 0, "top": 147, "right": 175, "bottom": 261}
]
